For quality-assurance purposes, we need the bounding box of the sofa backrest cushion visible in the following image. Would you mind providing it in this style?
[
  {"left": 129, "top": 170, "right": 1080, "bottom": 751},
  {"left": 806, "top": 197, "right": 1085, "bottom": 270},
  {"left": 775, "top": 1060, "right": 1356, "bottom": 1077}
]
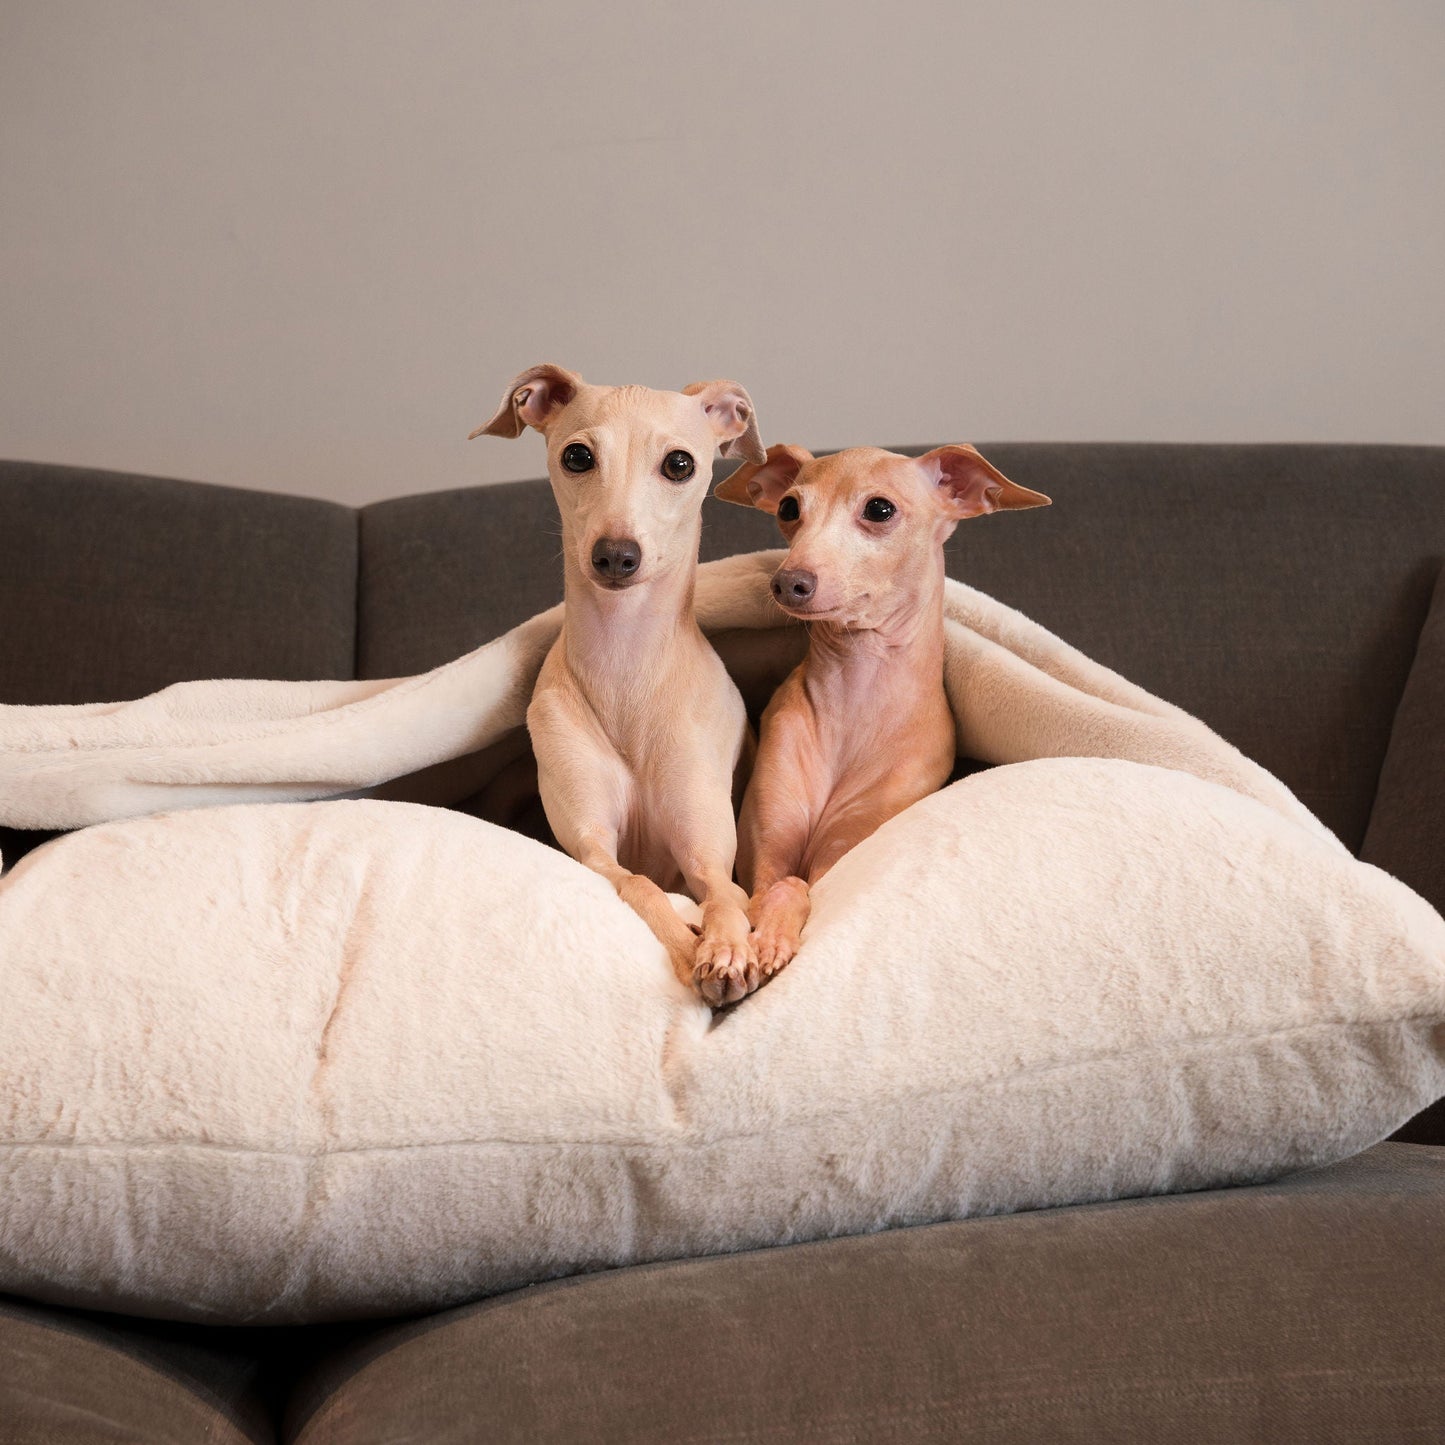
[
  {"left": 936, "top": 444, "right": 1445, "bottom": 854},
  {"left": 0, "top": 461, "right": 357, "bottom": 703},
  {"left": 4, "top": 446, "right": 1443, "bottom": 858}
]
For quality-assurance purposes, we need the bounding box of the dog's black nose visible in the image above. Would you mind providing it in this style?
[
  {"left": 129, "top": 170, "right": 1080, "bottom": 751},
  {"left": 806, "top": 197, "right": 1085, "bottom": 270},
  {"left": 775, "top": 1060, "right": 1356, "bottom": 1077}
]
[
  {"left": 592, "top": 537, "right": 642, "bottom": 581},
  {"left": 771, "top": 568, "right": 817, "bottom": 604}
]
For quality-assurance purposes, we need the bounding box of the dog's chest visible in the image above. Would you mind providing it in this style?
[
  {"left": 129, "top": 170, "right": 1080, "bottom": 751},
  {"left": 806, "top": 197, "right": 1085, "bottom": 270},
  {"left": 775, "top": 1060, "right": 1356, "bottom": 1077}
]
[{"left": 615, "top": 786, "right": 686, "bottom": 889}]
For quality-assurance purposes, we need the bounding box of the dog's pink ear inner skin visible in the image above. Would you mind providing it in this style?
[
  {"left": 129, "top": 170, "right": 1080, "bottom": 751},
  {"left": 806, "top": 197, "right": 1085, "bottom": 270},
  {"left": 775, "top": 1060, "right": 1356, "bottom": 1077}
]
[
  {"left": 714, "top": 443, "right": 813, "bottom": 511},
  {"left": 918, "top": 445, "right": 1052, "bottom": 519},
  {"left": 468, "top": 364, "right": 583, "bottom": 440},
  {"left": 683, "top": 380, "right": 766, "bottom": 465}
]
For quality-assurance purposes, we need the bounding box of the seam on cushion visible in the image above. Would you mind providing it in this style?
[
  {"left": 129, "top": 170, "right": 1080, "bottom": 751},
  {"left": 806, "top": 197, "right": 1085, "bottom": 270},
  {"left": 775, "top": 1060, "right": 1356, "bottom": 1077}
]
[
  {"left": 6, "top": 1013, "right": 1441, "bottom": 1157},
  {"left": 306, "top": 849, "right": 378, "bottom": 1125}
]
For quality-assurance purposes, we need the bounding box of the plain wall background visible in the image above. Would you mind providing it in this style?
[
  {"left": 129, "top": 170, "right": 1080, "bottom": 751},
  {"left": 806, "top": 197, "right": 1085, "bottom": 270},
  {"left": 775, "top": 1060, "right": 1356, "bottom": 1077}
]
[{"left": 1, "top": 1, "right": 1441, "bottom": 505}]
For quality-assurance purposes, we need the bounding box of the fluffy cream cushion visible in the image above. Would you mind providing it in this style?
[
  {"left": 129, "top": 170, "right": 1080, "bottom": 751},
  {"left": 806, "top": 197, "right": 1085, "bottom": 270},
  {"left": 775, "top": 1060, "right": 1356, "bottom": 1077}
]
[{"left": 1, "top": 759, "right": 1442, "bottom": 1324}]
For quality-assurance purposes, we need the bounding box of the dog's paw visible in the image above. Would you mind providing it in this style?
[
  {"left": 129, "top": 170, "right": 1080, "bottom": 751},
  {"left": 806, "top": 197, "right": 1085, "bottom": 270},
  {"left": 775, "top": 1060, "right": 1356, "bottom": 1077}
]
[
  {"left": 744, "top": 878, "right": 807, "bottom": 988},
  {"left": 693, "top": 933, "right": 756, "bottom": 1008},
  {"left": 751, "top": 923, "right": 799, "bottom": 981}
]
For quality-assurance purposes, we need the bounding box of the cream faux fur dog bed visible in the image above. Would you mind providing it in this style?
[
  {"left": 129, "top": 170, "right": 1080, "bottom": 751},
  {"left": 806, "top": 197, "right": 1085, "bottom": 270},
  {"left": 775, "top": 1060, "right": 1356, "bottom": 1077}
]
[
  {"left": 1, "top": 553, "right": 1442, "bottom": 1324},
  {"left": 0, "top": 766, "right": 1441, "bottom": 1324}
]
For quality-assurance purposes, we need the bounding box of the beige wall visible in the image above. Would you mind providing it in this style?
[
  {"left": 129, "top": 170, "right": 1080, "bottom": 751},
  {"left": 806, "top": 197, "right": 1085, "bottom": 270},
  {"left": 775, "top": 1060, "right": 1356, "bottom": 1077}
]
[{"left": 1, "top": 2, "right": 1441, "bottom": 506}]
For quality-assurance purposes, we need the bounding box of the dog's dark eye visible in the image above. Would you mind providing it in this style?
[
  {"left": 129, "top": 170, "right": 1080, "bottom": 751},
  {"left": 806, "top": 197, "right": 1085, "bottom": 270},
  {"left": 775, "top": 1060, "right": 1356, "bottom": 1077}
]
[
  {"left": 661, "top": 450, "right": 695, "bottom": 483},
  {"left": 863, "top": 497, "right": 896, "bottom": 523},
  {"left": 561, "top": 443, "right": 595, "bottom": 473},
  {"left": 777, "top": 495, "right": 800, "bottom": 523}
]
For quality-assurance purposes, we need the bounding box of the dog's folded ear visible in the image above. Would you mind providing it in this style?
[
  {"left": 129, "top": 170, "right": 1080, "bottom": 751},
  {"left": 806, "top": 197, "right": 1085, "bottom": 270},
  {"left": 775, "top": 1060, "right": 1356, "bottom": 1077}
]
[
  {"left": 715, "top": 443, "right": 813, "bottom": 512},
  {"left": 469, "top": 365, "right": 583, "bottom": 440},
  {"left": 683, "top": 380, "right": 766, "bottom": 464},
  {"left": 918, "top": 445, "right": 1052, "bottom": 520}
]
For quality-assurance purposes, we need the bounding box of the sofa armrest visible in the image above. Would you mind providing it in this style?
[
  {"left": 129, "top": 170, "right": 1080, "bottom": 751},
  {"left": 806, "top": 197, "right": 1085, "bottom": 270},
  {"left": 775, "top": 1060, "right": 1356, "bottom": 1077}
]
[
  {"left": 1364, "top": 564, "right": 1445, "bottom": 913},
  {"left": 1363, "top": 564, "right": 1445, "bottom": 1144}
]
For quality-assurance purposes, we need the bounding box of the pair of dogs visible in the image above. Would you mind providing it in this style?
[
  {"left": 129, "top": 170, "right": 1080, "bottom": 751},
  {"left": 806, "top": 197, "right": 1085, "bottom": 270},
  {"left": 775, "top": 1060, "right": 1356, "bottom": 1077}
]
[{"left": 474, "top": 365, "right": 1049, "bottom": 1005}]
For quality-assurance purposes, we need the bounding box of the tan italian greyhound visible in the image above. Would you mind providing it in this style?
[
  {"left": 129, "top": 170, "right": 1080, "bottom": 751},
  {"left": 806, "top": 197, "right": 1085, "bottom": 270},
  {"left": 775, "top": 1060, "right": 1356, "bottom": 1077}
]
[
  {"left": 717, "top": 443, "right": 1050, "bottom": 992},
  {"left": 472, "top": 365, "right": 766, "bottom": 1005}
]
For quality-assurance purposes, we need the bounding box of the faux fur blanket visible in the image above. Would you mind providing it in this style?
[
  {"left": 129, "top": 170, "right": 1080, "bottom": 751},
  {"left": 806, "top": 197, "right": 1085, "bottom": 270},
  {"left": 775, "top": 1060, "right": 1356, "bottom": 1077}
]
[{"left": 0, "top": 550, "right": 1335, "bottom": 849}]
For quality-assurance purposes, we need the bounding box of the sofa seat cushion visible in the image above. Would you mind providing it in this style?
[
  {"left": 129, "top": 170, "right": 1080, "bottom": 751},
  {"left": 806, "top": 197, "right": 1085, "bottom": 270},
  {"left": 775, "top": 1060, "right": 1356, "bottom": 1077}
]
[
  {"left": 0, "top": 1296, "right": 277, "bottom": 1445},
  {"left": 286, "top": 1143, "right": 1445, "bottom": 1445}
]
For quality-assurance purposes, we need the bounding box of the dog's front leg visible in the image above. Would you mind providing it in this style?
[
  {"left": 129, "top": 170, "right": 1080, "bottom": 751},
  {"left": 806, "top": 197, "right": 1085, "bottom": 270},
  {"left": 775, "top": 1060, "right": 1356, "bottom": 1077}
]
[
  {"left": 736, "top": 783, "right": 813, "bottom": 990},
  {"left": 572, "top": 831, "right": 702, "bottom": 989},
  {"left": 734, "top": 686, "right": 820, "bottom": 990},
  {"left": 530, "top": 687, "right": 700, "bottom": 990}
]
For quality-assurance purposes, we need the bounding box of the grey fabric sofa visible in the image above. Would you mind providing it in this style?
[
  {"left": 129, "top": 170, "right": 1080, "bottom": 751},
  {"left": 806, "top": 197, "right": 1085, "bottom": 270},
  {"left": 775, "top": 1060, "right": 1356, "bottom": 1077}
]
[{"left": 1, "top": 445, "right": 1442, "bottom": 1443}]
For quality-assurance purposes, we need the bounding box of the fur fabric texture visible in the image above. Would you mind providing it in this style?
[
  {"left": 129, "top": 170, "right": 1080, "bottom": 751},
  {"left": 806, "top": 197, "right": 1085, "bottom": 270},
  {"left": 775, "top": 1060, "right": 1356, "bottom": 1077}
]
[{"left": 0, "top": 763, "right": 1441, "bottom": 1324}]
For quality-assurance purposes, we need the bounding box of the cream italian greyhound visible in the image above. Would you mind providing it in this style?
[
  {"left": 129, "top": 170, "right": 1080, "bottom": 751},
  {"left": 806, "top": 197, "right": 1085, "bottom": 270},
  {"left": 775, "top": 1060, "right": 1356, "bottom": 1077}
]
[
  {"left": 471, "top": 365, "right": 766, "bottom": 1005},
  {"left": 717, "top": 443, "right": 1050, "bottom": 991}
]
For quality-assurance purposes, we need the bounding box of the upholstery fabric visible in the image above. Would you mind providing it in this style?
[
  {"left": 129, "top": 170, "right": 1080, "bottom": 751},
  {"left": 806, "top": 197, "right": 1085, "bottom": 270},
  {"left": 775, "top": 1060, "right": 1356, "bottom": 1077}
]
[
  {"left": 0, "top": 1296, "right": 275, "bottom": 1444},
  {"left": 0, "top": 461, "right": 357, "bottom": 703},
  {"left": 0, "top": 762, "right": 1440, "bottom": 1324},
  {"left": 357, "top": 481, "right": 564, "bottom": 678},
  {"left": 285, "top": 1144, "right": 1445, "bottom": 1445},
  {"left": 1364, "top": 566, "right": 1445, "bottom": 921},
  {"left": 937, "top": 444, "right": 1445, "bottom": 852}
]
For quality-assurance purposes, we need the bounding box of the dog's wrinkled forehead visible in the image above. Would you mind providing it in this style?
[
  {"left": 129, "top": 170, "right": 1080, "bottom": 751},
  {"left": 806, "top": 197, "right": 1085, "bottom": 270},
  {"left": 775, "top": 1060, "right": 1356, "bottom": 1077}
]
[
  {"left": 797, "top": 448, "right": 929, "bottom": 507},
  {"left": 555, "top": 385, "right": 713, "bottom": 449}
]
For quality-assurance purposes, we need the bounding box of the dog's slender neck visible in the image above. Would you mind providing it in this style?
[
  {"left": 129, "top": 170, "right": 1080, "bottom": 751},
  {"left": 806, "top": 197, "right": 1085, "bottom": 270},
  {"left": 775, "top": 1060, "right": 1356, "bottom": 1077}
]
[
  {"left": 798, "top": 555, "right": 947, "bottom": 714},
  {"left": 557, "top": 523, "right": 702, "bottom": 685}
]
